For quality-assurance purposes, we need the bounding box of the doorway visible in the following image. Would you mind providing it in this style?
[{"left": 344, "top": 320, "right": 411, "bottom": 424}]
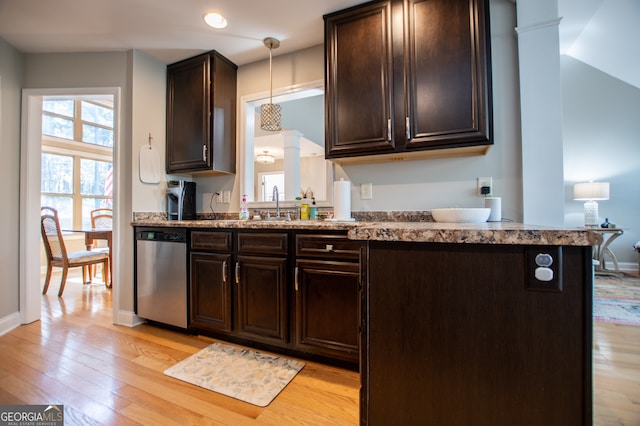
[{"left": 20, "top": 87, "right": 121, "bottom": 324}]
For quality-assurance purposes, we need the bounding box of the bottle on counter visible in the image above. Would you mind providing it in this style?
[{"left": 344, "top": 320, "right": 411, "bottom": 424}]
[
  {"left": 300, "top": 199, "right": 310, "bottom": 220},
  {"left": 310, "top": 198, "right": 318, "bottom": 220},
  {"left": 239, "top": 194, "right": 249, "bottom": 220}
]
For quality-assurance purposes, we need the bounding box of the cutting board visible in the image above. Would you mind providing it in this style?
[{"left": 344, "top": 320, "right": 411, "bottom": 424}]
[{"left": 139, "top": 145, "right": 163, "bottom": 184}]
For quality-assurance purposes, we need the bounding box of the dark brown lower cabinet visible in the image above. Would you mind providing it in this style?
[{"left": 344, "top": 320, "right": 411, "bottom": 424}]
[
  {"left": 294, "top": 259, "right": 360, "bottom": 363},
  {"left": 190, "top": 252, "right": 232, "bottom": 332},
  {"left": 235, "top": 254, "right": 288, "bottom": 345},
  {"left": 362, "top": 242, "right": 593, "bottom": 425},
  {"left": 188, "top": 229, "right": 362, "bottom": 367}
]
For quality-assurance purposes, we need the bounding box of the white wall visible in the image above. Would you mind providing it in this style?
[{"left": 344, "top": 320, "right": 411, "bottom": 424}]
[
  {"left": 562, "top": 55, "right": 640, "bottom": 264},
  {"left": 0, "top": 37, "right": 23, "bottom": 324}
]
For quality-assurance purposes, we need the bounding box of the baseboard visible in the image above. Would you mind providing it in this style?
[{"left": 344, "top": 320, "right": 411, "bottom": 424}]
[
  {"left": 116, "top": 310, "right": 145, "bottom": 328},
  {"left": 617, "top": 261, "right": 639, "bottom": 274},
  {"left": 0, "top": 311, "right": 23, "bottom": 336}
]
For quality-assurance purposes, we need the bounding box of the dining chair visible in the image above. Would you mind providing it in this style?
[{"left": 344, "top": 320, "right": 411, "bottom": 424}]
[
  {"left": 89, "top": 207, "right": 113, "bottom": 278},
  {"left": 41, "top": 206, "right": 110, "bottom": 297},
  {"left": 90, "top": 207, "right": 112, "bottom": 229}
]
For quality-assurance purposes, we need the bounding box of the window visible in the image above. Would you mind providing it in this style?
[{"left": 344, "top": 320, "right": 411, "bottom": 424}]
[{"left": 41, "top": 97, "right": 114, "bottom": 229}]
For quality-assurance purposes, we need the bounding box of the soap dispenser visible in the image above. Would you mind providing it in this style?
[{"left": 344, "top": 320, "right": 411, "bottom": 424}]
[
  {"left": 239, "top": 194, "right": 249, "bottom": 220},
  {"left": 310, "top": 198, "right": 318, "bottom": 220}
]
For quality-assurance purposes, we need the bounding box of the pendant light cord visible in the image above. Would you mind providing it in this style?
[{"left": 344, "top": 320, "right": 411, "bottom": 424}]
[{"left": 269, "top": 42, "right": 273, "bottom": 104}]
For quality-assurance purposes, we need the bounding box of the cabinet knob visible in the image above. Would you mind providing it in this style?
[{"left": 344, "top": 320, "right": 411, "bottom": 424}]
[
  {"left": 202, "top": 144, "right": 208, "bottom": 162},
  {"left": 326, "top": 244, "right": 334, "bottom": 252}
]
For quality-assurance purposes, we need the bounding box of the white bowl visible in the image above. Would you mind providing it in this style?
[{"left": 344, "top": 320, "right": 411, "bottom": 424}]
[{"left": 431, "top": 208, "right": 491, "bottom": 223}]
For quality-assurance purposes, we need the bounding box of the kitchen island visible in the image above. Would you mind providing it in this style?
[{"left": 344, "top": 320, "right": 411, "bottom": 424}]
[{"left": 133, "top": 216, "right": 598, "bottom": 425}]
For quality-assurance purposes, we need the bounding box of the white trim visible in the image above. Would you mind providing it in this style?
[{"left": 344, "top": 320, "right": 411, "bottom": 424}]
[
  {"left": 239, "top": 79, "right": 334, "bottom": 208},
  {"left": 116, "top": 310, "right": 145, "bottom": 328},
  {"left": 0, "top": 312, "right": 22, "bottom": 337},
  {"left": 20, "top": 87, "right": 121, "bottom": 325}
]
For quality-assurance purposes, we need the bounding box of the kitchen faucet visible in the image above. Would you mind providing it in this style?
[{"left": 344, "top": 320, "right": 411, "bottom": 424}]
[{"left": 273, "top": 186, "right": 280, "bottom": 218}]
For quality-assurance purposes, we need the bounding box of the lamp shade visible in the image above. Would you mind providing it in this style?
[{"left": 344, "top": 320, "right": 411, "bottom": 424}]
[{"left": 573, "top": 182, "right": 610, "bottom": 200}]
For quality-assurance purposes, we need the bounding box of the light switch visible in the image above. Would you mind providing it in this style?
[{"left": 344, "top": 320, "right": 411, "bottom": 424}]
[{"left": 223, "top": 190, "right": 231, "bottom": 204}]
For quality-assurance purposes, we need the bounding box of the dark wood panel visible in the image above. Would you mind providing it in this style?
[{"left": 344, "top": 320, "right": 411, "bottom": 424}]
[
  {"left": 235, "top": 255, "right": 288, "bottom": 345},
  {"left": 363, "top": 242, "right": 592, "bottom": 425},
  {"left": 210, "top": 52, "right": 237, "bottom": 174},
  {"left": 296, "top": 234, "right": 362, "bottom": 260},
  {"left": 237, "top": 232, "right": 288, "bottom": 256},
  {"left": 166, "top": 50, "right": 237, "bottom": 174},
  {"left": 166, "top": 54, "right": 210, "bottom": 172},
  {"left": 191, "top": 230, "right": 232, "bottom": 252},
  {"left": 190, "top": 252, "right": 232, "bottom": 332},
  {"left": 405, "top": 0, "right": 492, "bottom": 148},
  {"left": 325, "top": 0, "right": 395, "bottom": 157},
  {"left": 294, "top": 260, "right": 360, "bottom": 363}
]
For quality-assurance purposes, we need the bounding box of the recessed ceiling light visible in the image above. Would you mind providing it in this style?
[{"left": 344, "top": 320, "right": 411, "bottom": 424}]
[{"left": 203, "top": 12, "right": 228, "bottom": 29}]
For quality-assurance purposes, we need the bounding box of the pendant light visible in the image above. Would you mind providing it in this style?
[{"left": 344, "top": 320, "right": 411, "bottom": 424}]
[
  {"left": 256, "top": 150, "right": 275, "bottom": 164},
  {"left": 260, "top": 37, "right": 282, "bottom": 131}
]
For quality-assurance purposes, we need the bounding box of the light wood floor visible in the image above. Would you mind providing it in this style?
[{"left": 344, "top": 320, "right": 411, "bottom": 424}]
[{"left": 0, "top": 272, "right": 638, "bottom": 425}]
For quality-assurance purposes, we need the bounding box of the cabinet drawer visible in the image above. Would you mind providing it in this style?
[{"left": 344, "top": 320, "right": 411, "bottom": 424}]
[
  {"left": 296, "top": 235, "right": 361, "bottom": 260},
  {"left": 191, "top": 231, "right": 233, "bottom": 252},
  {"left": 237, "top": 232, "right": 288, "bottom": 256}
]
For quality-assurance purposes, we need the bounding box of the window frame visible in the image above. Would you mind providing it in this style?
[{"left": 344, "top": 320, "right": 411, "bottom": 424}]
[{"left": 41, "top": 98, "right": 114, "bottom": 230}]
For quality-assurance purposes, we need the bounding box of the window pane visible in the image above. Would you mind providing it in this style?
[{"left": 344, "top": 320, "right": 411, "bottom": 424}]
[
  {"left": 41, "top": 196, "right": 73, "bottom": 229},
  {"left": 43, "top": 100, "right": 74, "bottom": 117},
  {"left": 42, "top": 114, "right": 74, "bottom": 139},
  {"left": 81, "top": 101, "right": 113, "bottom": 126},
  {"left": 41, "top": 153, "right": 73, "bottom": 194},
  {"left": 82, "top": 198, "right": 111, "bottom": 228},
  {"left": 80, "top": 159, "right": 112, "bottom": 196},
  {"left": 82, "top": 124, "right": 114, "bottom": 147}
]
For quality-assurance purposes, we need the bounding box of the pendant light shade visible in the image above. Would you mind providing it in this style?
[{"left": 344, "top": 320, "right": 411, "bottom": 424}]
[
  {"left": 260, "top": 37, "right": 282, "bottom": 131},
  {"left": 256, "top": 150, "right": 275, "bottom": 164}
]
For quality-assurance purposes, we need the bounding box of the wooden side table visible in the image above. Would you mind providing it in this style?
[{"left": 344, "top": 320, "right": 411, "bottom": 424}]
[{"left": 591, "top": 227, "right": 624, "bottom": 275}]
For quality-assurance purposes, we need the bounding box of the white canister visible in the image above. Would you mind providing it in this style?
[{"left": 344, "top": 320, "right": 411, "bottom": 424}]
[{"left": 485, "top": 197, "right": 502, "bottom": 222}]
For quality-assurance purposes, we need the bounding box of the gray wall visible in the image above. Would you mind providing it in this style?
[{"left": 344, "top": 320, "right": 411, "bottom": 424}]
[
  {"left": 0, "top": 38, "right": 23, "bottom": 321},
  {"left": 562, "top": 55, "right": 640, "bottom": 264}
]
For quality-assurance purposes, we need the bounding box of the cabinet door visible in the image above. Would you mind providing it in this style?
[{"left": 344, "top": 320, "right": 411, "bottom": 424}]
[
  {"left": 325, "top": 0, "right": 395, "bottom": 158},
  {"left": 190, "top": 252, "right": 232, "bottom": 332},
  {"left": 404, "top": 0, "right": 492, "bottom": 149},
  {"left": 294, "top": 259, "right": 360, "bottom": 363},
  {"left": 166, "top": 54, "right": 211, "bottom": 173},
  {"left": 235, "top": 255, "right": 288, "bottom": 345}
]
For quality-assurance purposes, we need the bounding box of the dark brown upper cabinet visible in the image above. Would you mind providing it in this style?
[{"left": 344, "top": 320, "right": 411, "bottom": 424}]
[
  {"left": 166, "top": 51, "right": 237, "bottom": 175},
  {"left": 324, "top": 0, "right": 492, "bottom": 163}
]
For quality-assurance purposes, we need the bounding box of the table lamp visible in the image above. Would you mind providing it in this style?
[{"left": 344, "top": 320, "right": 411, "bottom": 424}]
[{"left": 573, "top": 182, "right": 610, "bottom": 226}]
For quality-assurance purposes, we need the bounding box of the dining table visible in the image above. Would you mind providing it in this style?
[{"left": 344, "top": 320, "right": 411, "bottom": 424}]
[{"left": 64, "top": 227, "right": 112, "bottom": 286}]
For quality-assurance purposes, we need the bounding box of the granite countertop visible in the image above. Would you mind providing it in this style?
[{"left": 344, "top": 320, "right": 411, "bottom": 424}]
[{"left": 132, "top": 214, "right": 600, "bottom": 247}]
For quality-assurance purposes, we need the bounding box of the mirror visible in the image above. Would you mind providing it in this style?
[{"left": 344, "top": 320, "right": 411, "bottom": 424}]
[{"left": 240, "top": 80, "right": 333, "bottom": 208}]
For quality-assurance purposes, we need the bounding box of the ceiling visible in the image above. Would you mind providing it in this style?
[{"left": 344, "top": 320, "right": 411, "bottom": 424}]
[
  {"left": 0, "top": 0, "right": 363, "bottom": 66},
  {"left": 0, "top": 0, "right": 636, "bottom": 86}
]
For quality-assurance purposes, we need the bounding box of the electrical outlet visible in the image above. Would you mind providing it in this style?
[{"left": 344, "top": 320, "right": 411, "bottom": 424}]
[
  {"left": 223, "top": 190, "right": 231, "bottom": 204},
  {"left": 361, "top": 183, "right": 373, "bottom": 200},
  {"left": 214, "top": 192, "right": 223, "bottom": 203},
  {"left": 477, "top": 177, "right": 493, "bottom": 196}
]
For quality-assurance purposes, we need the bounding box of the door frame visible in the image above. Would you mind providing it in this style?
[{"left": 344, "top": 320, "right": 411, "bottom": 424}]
[{"left": 20, "top": 87, "right": 121, "bottom": 324}]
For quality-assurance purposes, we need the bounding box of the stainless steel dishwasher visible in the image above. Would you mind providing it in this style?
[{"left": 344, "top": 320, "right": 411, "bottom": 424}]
[{"left": 135, "top": 227, "right": 188, "bottom": 329}]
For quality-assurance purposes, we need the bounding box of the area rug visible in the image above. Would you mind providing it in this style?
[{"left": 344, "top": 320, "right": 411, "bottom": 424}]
[
  {"left": 163, "top": 342, "right": 305, "bottom": 407},
  {"left": 594, "top": 274, "right": 640, "bottom": 326}
]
